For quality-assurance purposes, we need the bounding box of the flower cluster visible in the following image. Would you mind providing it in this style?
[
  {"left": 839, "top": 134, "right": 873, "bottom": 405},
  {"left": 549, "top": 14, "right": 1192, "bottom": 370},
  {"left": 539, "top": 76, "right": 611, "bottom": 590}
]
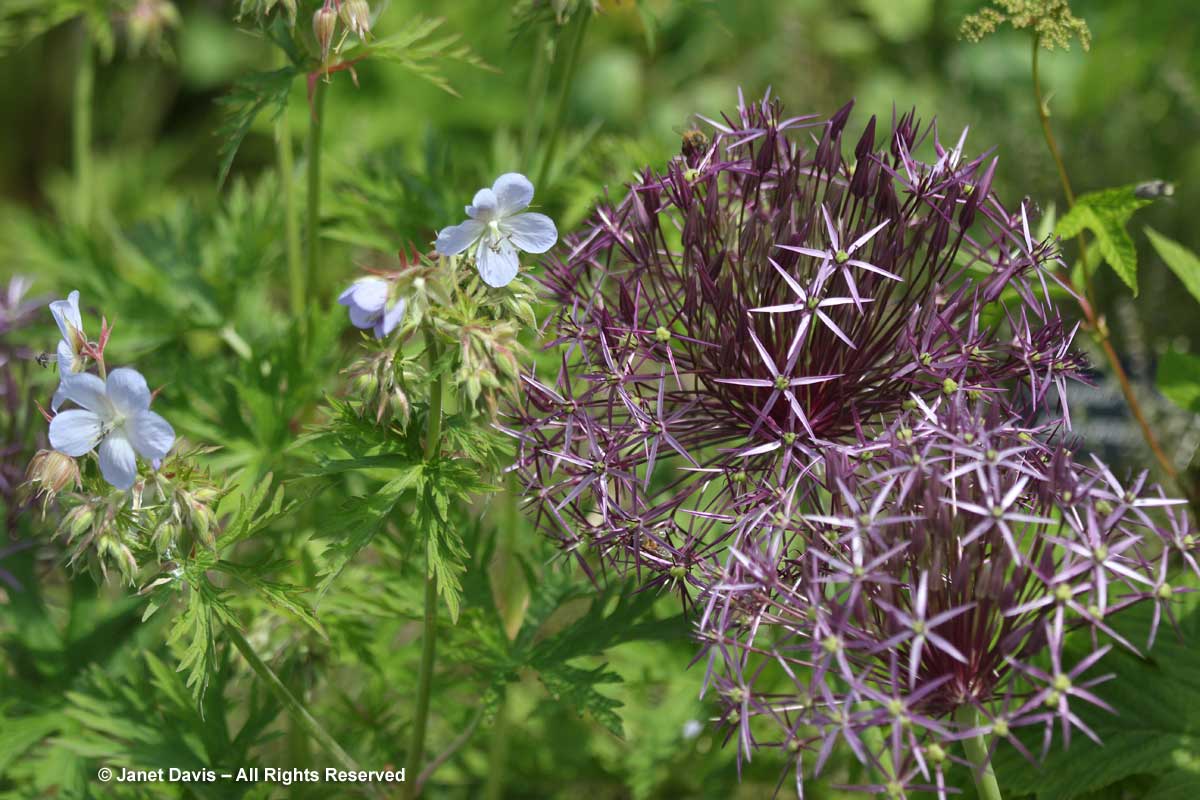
[
  {"left": 336, "top": 173, "right": 555, "bottom": 422},
  {"left": 509, "top": 92, "right": 1197, "bottom": 795},
  {"left": 697, "top": 395, "right": 1195, "bottom": 795},
  {"left": 510, "top": 93, "right": 1081, "bottom": 593},
  {"left": 37, "top": 292, "right": 175, "bottom": 492}
]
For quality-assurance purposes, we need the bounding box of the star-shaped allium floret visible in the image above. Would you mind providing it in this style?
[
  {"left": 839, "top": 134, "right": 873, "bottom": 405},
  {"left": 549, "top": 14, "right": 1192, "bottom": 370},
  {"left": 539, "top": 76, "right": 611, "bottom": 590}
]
[
  {"left": 1089, "top": 458, "right": 1187, "bottom": 529},
  {"left": 631, "top": 374, "right": 699, "bottom": 487},
  {"left": 953, "top": 475, "right": 1053, "bottom": 561},
  {"left": 811, "top": 682, "right": 872, "bottom": 775},
  {"left": 776, "top": 204, "right": 898, "bottom": 309},
  {"left": 714, "top": 327, "right": 840, "bottom": 438},
  {"left": 1053, "top": 507, "right": 1152, "bottom": 613},
  {"left": 750, "top": 259, "right": 866, "bottom": 358},
  {"left": 1012, "top": 624, "right": 1115, "bottom": 750},
  {"left": 874, "top": 572, "right": 975, "bottom": 686}
]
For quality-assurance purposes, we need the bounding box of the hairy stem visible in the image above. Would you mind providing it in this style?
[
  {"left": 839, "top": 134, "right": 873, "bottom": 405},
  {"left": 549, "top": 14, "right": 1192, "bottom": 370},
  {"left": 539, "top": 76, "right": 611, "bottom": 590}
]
[
  {"left": 953, "top": 705, "right": 1003, "bottom": 800},
  {"left": 278, "top": 72, "right": 303, "bottom": 318},
  {"left": 405, "top": 328, "right": 446, "bottom": 798},
  {"left": 226, "top": 626, "right": 381, "bottom": 796},
  {"left": 73, "top": 22, "right": 94, "bottom": 224},
  {"left": 305, "top": 79, "right": 328, "bottom": 306},
  {"left": 1030, "top": 36, "right": 1183, "bottom": 492},
  {"left": 534, "top": 8, "right": 591, "bottom": 188}
]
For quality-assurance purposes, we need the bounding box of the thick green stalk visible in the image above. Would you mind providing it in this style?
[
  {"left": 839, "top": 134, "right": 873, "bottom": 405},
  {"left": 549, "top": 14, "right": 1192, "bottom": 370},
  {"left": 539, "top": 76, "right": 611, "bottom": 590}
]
[
  {"left": 534, "top": 8, "right": 591, "bottom": 188},
  {"left": 954, "top": 705, "right": 1003, "bottom": 800},
  {"left": 405, "top": 328, "right": 445, "bottom": 798},
  {"left": 226, "top": 626, "right": 381, "bottom": 796},
  {"left": 73, "top": 23, "right": 94, "bottom": 223},
  {"left": 278, "top": 72, "right": 303, "bottom": 318},
  {"left": 305, "top": 79, "right": 328, "bottom": 304}
]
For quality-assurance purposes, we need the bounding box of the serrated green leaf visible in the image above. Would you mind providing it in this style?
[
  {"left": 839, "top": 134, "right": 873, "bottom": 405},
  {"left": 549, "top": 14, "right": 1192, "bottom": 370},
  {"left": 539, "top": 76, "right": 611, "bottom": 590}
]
[
  {"left": 215, "top": 67, "right": 296, "bottom": 187},
  {"left": 360, "top": 16, "right": 496, "bottom": 97},
  {"left": 1056, "top": 185, "right": 1152, "bottom": 295},
  {"left": 1146, "top": 226, "right": 1200, "bottom": 306},
  {"left": 1157, "top": 347, "right": 1200, "bottom": 415}
]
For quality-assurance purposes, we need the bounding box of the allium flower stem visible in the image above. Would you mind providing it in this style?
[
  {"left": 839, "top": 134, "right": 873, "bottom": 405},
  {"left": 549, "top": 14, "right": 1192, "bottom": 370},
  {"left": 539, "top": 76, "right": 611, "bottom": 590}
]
[
  {"left": 73, "top": 21, "right": 94, "bottom": 223},
  {"left": 954, "top": 705, "right": 1003, "bottom": 800},
  {"left": 535, "top": 6, "right": 591, "bottom": 189},
  {"left": 277, "top": 55, "right": 303, "bottom": 319},
  {"left": 406, "top": 326, "right": 445, "bottom": 799},
  {"left": 305, "top": 78, "right": 328, "bottom": 307},
  {"left": 226, "top": 626, "right": 383, "bottom": 797},
  {"left": 1030, "top": 34, "right": 1185, "bottom": 499}
]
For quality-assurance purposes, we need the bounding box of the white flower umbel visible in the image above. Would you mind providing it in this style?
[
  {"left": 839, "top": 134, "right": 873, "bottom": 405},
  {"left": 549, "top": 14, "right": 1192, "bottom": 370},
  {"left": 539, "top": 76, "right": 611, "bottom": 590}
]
[
  {"left": 338, "top": 278, "right": 406, "bottom": 339},
  {"left": 434, "top": 172, "right": 558, "bottom": 288},
  {"left": 48, "top": 368, "right": 176, "bottom": 490},
  {"left": 49, "top": 290, "right": 87, "bottom": 411}
]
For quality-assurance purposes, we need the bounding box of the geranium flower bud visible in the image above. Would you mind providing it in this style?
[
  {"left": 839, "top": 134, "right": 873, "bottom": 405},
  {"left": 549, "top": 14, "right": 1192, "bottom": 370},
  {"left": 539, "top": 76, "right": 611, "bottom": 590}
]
[
  {"left": 339, "top": 0, "right": 372, "bottom": 40},
  {"left": 23, "top": 449, "right": 81, "bottom": 503},
  {"left": 313, "top": 5, "right": 338, "bottom": 61}
]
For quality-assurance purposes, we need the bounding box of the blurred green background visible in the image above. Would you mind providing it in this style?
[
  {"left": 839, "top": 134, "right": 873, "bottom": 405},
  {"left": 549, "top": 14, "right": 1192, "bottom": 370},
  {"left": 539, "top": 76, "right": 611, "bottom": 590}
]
[{"left": 2, "top": 1, "right": 1199, "bottom": 798}]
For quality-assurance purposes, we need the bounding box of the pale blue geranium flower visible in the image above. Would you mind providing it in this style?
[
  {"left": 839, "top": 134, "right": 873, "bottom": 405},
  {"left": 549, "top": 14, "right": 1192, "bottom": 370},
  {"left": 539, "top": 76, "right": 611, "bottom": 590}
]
[
  {"left": 338, "top": 278, "right": 406, "bottom": 339},
  {"left": 48, "top": 368, "right": 175, "bottom": 490},
  {"left": 434, "top": 173, "right": 558, "bottom": 288},
  {"left": 49, "top": 290, "right": 87, "bottom": 411}
]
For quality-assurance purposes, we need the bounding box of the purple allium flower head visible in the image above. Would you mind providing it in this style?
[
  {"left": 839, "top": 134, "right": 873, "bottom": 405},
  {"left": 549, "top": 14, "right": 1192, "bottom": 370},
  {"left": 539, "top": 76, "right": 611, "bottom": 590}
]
[
  {"left": 507, "top": 92, "right": 1199, "bottom": 796},
  {"left": 510, "top": 92, "right": 1081, "bottom": 591},
  {"left": 696, "top": 394, "right": 1196, "bottom": 794}
]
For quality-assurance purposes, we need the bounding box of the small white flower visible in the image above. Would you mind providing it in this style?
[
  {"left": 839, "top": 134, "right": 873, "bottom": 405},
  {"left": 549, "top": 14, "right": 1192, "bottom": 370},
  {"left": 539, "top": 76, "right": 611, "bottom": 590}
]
[
  {"left": 49, "top": 290, "right": 88, "bottom": 411},
  {"left": 48, "top": 367, "right": 176, "bottom": 490},
  {"left": 337, "top": 278, "right": 406, "bottom": 339},
  {"left": 435, "top": 172, "right": 558, "bottom": 288}
]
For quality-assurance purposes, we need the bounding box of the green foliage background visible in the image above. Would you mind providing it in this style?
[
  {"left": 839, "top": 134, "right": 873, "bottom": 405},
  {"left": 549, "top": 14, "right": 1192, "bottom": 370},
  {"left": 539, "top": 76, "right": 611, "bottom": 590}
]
[{"left": 2, "top": 1, "right": 1199, "bottom": 798}]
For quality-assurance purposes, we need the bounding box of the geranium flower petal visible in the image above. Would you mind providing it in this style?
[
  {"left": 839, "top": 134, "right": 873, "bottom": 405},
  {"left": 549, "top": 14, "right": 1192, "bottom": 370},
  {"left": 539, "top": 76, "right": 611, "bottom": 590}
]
[
  {"left": 127, "top": 410, "right": 175, "bottom": 461},
  {"left": 48, "top": 409, "right": 103, "bottom": 456},
  {"left": 476, "top": 238, "right": 520, "bottom": 288},
  {"left": 61, "top": 371, "right": 109, "bottom": 415},
  {"left": 107, "top": 368, "right": 152, "bottom": 415},
  {"left": 435, "top": 219, "right": 485, "bottom": 256},
  {"left": 99, "top": 432, "right": 138, "bottom": 490},
  {"left": 49, "top": 290, "right": 82, "bottom": 343},
  {"left": 503, "top": 212, "right": 558, "bottom": 253},
  {"left": 493, "top": 173, "right": 535, "bottom": 216},
  {"left": 466, "top": 188, "right": 498, "bottom": 220}
]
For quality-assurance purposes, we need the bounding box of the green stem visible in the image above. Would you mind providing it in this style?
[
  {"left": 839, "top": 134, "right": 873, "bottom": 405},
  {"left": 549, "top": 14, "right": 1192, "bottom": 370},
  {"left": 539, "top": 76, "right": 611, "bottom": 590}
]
[
  {"left": 73, "top": 22, "right": 94, "bottom": 224},
  {"left": 520, "top": 27, "right": 552, "bottom": 169},
  {"left": 405, "top": 328, "right": 445, "bottom": 799},
  {"left": 483, "top": 688, "right": 509, "bottom": 800},
  {"left": 305, "top": 79, "right": 328, "bottom": 306},
  {"left": 534, "top": 8, "right": 591, "bottom": 188},
  {"left": 226, "top": 626, "right": 379, "bottom": 793},
  {"left": 954, "top": 705, "right": 1003, "bottom": 800},
  {"left": 278, "top": 70, "right": 303, "bottom": 318}
]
